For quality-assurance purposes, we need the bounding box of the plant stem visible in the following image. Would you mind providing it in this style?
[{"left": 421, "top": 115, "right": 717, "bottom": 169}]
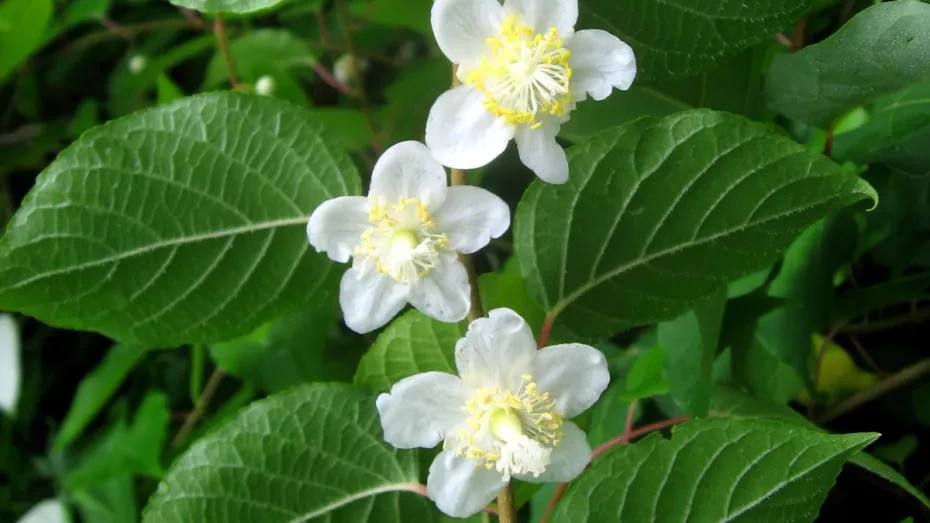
[
  {"left": 537, "top": 313, "right": 556, "bottom": 348},
  {"left": 839, "top": 308, "right": 930, "bottom": 334},
  {"left": 590, "top": 415, "right": 691, "bottom": 459},
  {"left": 173, "top": 369, "right": 225, "bottom": 448},
  {"left": 496, "top": 483, "right": 517, "bottom": 523},
  {"left": 189, "top": 344, "right": 205, "bottom": 406},
  {"left": 335, "top": 0, "right": 382, "bottom": 153},
  {"left": 817, "top": 359, "right": 930, "bottom": 425},
  {"left": 214, "top": 14, "right": 240, "bottom": 88}
]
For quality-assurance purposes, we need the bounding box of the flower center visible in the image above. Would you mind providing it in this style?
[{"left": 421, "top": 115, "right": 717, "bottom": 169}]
[
  {"left": 455, "top": 375, "right": 563, "bottom": 480},
  {"left": 465, "top": 17, "right": 573, "bottom": 128},
  {"left": 356, "top": 197, "right": 448, "bottom": 282}
]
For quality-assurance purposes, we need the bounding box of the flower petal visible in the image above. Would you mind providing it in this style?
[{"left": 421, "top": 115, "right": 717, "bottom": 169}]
[
  {"left": 339, "top": 260, "right": 409, "bottom": 333},
  {"left": 434, "top": 186, "right": 510, "bottom": 254},
  {"left": 369, "top": 141, "right": 448, "bottom": 208},
  {"left": 569, "top": 29, "right": 637, "bottom": 102},
  {"left": 376, "top": 371, "right": 471, "bottom": 449},
  {"left": 408, "top": 254, "right": 470, "bottom": 323},
  {"left": 533, "top": 343, "right": 609, "bottom": 417},
  {"left": 517, "top": 421, "right": 590, "bottom": 483},
  {"left": 432, "top": 0, "right": 504, "bottom": 63},
  {"left": 306, "top": 196, "right": 369, "bottom": 263},
  {"left": 455, "top": 308, "right": 537, "bottom": 390},
  {"left": 0, "top": 314, "right": 20, "bottom": 416},
  {"left": 18, "top": 499, "right": 69, "bottom": 523},
  {"left": 426, "top": 86, "right": 515, "bottom": 170},
  {"left": 504, "top": 0, "right": 577, "bottom": 36},
  {"left": 514, "top": 120, "right": 569, "bottom": 184},
  {"left": 427, "top": 449, "right": 505, "bottom": 518}
]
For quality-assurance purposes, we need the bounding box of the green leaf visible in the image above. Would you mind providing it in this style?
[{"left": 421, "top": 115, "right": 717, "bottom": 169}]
[
  {"left": 709, "top": 386, "right": 930, "bottom": 511},
  {"left": 831, "top": 271, "right": 930, "bottom": 323},
  {"left": 349, "top": 0, "right": 431, "bottom": 35},
  {"left": 55, "top": 344, "right": 152, "bottom": 450},
  {"left": 659, "top": 288, "right": 727, "bottom": 417},
  {"left": 766, "top": 1, "right": 930, "bottom": 127},
  {"left": 156, "top": 75, "right": 185, "bottom": 106},
  {"left": 833, "top": 80, "right": 930, "bottom": 176},
  {"left": 74, "top": 475, "right": 137, "bottom": 523},
  {"left": 730, "top": 322, "right": 805, "bottom": 404},
  {"left": 66, "top": 391, "right": 170, "bottom": 491},
  {"left": 514, "top": 110, "right": 877, "bottom": 339},
  {"left": 619, "top": 344, "right": 668, "bottom": 401},
  {"left": 872, "top": 434, "right": 918, "bottom": 467},
  {"left": 203, "top": 29, "right": 314, "bottom": 108},
  {"left": 354, "top": 310, "right": 464, "bottom": 393},
  {"left": 478, "top": 257, "right": 547, "bottom": 336},
  {"left": 587, "top": 381, "right": 640, "bottom": 448},
  {"left": 313, "top": 109, "right": 374, "bottom": 153},
  {"left": 380, "top": 59, "right": 450, "bottom": 146},
  {"left": 167, "top": 0, "right": 284, "bottom": 14},
  {"left": 550, "top": 418, "right": 877, "bottom": 523},
  {"left": 577, "top": 0, "right": 806, "bottom": 83},
  {"left": 560, "top": 45, "right": 770, "bottom": 143},
  {"left": 142, "top": 383, "right": 441, "bottom": 523},
  {"left": 68, "top": 99, "right": 100, "bottom": 139},
  {"left": 210, "top": 309, "right": 351, "bottom": 393},
  {"left": 63, "top": 0, "right": 110, "bottom": 26},
  {"left": 754, "top": 214, "right": 859, "bottom": 390},
  {"left": 0, "top": 93, "right": 359, "bottom": 346},
  {"left": 0, "top": 0, "right": 53, "bottom": 82}
]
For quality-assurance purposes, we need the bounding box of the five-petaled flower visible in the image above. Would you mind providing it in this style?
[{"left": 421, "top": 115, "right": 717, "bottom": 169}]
[
  {"left": 307, "top": 141, "right": 510, "bottom": 333},
  {"left": 377, "top": 308, "right": 609, "bottom": 517},
  {"left": 426, "top": 0, "right": 637, "bottom": 184}
]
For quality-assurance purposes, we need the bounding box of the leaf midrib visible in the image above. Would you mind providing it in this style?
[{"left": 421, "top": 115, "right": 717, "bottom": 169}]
[{"left": 0, "top": 216, "right": 309, "bottom": 293}]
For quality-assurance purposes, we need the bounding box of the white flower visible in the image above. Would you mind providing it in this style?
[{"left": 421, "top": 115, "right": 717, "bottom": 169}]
[
  {"left": 0, "top": 314, "right": 20, "bottom": 417},
  {"left": 255, "top": 75, "right": 275, "bottom": 96},
  {"left": 426, "top": 0, "right": 637, "bottom": 184},
  {"left": 307, "top": 141, "right": 510, "bottom": 333},
  {"left": 377, "top": 308, "right": 609, "bottom": 517}
]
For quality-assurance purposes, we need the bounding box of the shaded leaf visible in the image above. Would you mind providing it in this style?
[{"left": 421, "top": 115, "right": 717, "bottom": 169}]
[
  {"left": 766, "top": 1, "right": 930, "bottom": 127},
  {"left": 55, "top": 344, "right": 152, "bottom": 450},
  {"left": 0, "top": 0, "right": 53, "bottom": 82},
  {"left": 577, "top": 0, "right": 806, "bottom": 82}
]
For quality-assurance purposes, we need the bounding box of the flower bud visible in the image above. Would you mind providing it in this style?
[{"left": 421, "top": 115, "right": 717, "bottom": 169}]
[
  {"left": 128, "top": 55, "right": 147, "bottom": 74},
  {"left": 255, "top": 75, "right": 275, "bottom": 96}
]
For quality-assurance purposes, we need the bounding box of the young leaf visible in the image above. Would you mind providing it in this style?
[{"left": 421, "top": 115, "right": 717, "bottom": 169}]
[
  {"left": 354, "top": 310, "right": 464, "bottom": 393},
  {"left": 577, "top": 0, "right": 807, "bottom": 82},
  {"left": 620, "top": 344, "right": 669, "bottom": 402},
  {"left": 0, "top": 314, "right": 20, "bottom": 416},
  {"left": 0, "top": 93, "right": 360, "bottom": 346},
  {"left": 833, "top": 80, "right": 930, "bottom": 177},
  {"left": 0, "top": 0, "right": 53, "bottom": 82},
  {"left": 659, "top": 288, "right": 727, "bottom": 417},
  {"left": 167, "top": 0, "right": 285, "bottom": 14},
  {"left": 142, "top": 383, "right": 441, "bottom": 523},
  {"left": 514, "top": 110, "right": 876, "bottom": 339},
  {"left": 55, "top": 344, "right": 152, "bottom": 450},
  {"left": 65, "top": 391, "right": 170, "bottom": 491},
  {"left": 478, "top": 257, "right": 547, "bottom": 336},
  {"left": 766, "top": 1, "right": 930, "bottom": 127},
  {"left": 550, "top": 418, "right": 877, "bottom": 522}
]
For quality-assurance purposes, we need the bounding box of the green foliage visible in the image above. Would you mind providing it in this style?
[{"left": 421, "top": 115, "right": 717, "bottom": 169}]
[
  {"left": 0, "top": 0, "right": 52, "bottom": 82},
  {"left": 550, "top": 418, "right": 877, "bottom": 522},
  {"left": 168, "top": 0, "right": 285, "bottom": 14},
  {"left": 514, "top": 110, "right": 876, "bottom": 338},
  {"left": 55, "top": 344, "right": 153, "bottom": 450},
  {"left": 142, "top": 383, "right": 443, "bottom": 523},
  {"left": 833, "top": 80, "right": 930, "bottom": 177},
  {"left": 354, "top": 310, "right": 464, "bottom": 393},
  {"left": 0, "top": 93, "right": 359, "bottom": 346},
  {"left": 767, "top": 0, "right": 930, "bottom": 127},
  {"left": 659, "top": 288, "right": 726, "bottom": 417},
  {"left": 578, "top": 0, "right": 807, "bottom": 82}
]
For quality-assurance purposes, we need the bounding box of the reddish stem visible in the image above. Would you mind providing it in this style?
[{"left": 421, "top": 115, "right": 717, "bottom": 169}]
[
  {"left": 312, "top": 61, "right": 354, "bottom": 94},
  {"left": 591, "top": 416, "right": 691, "bottom": 460},
  {"left": 538, "top": 313, "right": 556, "bottom": 349},
  {"left": 624, "top": 400, "right": 638, "bottom": 437}
]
